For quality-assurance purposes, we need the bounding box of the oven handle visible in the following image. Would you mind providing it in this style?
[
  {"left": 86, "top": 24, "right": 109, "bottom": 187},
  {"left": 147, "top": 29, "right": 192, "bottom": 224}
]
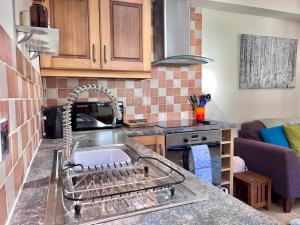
[{"left": 167, "top": 142, "right": 220, "bottom": 151}]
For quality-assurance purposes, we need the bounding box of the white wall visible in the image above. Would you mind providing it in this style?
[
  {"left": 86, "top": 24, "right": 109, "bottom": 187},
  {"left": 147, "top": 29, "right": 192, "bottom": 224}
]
[
  {"left": 203, "top": 0, "right": 300, "bottom": 14},
  {"left": 190, "top": 0, "right": 300, "bottom": 14},
  {"left": 0, "top": 0, "right": 15, "bottom": 39},
  {"left": 202, "top": 9, "right": 300, "bottom": 123}
]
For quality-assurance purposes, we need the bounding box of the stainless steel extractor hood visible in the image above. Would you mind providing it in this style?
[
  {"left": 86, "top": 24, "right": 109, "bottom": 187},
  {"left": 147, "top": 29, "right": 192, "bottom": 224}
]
[{"left": 152, "top": 0, "right": 213, "bottom": 66}]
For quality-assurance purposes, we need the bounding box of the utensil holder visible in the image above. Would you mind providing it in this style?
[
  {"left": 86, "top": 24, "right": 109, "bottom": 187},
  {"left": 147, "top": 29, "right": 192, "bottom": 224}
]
[{"left": 195, "top": 107, "right": 205, "bottom": 121}]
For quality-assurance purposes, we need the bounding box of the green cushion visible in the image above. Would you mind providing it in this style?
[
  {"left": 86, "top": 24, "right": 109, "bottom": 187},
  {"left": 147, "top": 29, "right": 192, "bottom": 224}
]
[{"left": 283, "top": 125, "right": 300, "bottom": 157}]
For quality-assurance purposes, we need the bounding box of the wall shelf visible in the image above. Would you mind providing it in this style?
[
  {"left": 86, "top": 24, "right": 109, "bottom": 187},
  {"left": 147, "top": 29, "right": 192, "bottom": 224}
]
[{"left": 16, "top": 25, "right": 59, "bottom": 60}]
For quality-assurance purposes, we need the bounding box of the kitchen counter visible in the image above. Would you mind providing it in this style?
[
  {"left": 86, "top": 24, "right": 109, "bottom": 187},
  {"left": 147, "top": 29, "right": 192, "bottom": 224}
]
[{"left": 9, "top": 123, "right": 280, "bottom": 225}]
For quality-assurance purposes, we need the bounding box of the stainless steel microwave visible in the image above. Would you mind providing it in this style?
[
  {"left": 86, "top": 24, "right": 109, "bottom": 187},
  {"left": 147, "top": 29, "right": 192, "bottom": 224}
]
[{"left": 71, "top": 101, "right": 123, "bottom": 131}]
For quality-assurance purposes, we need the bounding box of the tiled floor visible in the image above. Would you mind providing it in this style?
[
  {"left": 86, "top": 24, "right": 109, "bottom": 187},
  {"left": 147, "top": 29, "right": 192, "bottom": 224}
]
[{"left": 260, "top": 199, "right": 300, "bottom": 225}]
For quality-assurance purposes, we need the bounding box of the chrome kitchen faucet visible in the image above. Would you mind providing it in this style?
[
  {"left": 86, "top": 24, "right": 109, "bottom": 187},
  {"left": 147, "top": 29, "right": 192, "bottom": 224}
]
[{"left": 62, "top": 83, "right": 122, "bottom": 161}]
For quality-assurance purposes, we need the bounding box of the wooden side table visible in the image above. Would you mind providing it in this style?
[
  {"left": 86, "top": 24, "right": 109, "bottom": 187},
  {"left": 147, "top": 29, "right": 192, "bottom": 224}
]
[{"left": 234, "top": 171, "right": 271, "bottom": 210}]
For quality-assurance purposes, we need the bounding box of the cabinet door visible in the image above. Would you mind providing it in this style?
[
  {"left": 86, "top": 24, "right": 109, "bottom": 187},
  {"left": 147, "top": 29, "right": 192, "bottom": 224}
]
[
  {"left": 40, "top": 0, "right": 101, "bottom": 69},
  {"left": 132, "top": 135, "right": 165, "bottom": 156},
  {"left": 100, "top": 0, "right": 151, "bottom": 71}
]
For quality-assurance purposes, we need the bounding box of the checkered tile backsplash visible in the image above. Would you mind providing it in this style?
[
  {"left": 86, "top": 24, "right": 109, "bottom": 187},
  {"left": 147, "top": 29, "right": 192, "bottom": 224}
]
[
  {"left": 45, "top": 7, "right": 203, "bottom": 122},
  {"left": 0, "top": 25, "right": 44, "bottom": 225}
]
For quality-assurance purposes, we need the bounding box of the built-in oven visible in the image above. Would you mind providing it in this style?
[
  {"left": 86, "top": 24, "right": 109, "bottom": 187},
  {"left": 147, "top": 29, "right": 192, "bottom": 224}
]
[
  {"left": 166, "top": 130, "right": 221, "bottom": 185},
  {"left": 71, "top": 101, "right": 123, "bottom": 131}
]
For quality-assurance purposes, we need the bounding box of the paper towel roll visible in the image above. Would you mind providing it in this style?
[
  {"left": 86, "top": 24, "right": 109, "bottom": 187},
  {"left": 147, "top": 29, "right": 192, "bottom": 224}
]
[{"left": 233, "top": 156, "right": 246, "bottom": 173}]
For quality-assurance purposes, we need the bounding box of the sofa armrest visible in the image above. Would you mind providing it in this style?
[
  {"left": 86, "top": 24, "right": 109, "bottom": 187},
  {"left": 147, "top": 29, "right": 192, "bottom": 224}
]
[{"left": 234, "top": 137, "right": 300, "bottom": 198}]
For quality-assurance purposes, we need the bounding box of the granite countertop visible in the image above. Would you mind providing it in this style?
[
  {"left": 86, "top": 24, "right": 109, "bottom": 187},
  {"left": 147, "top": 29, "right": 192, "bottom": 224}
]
[{"left": 9, "top": 122, "right": 281, "bottom": 225}]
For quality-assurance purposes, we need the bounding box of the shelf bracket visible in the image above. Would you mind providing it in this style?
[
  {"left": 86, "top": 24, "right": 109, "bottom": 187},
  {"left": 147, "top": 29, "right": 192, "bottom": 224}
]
[
  {"left": 29, "top": 51, "right": 40, "bottom": 60},
  {"left": 17, "top": 30, "right": 33, "bottom": 44}
]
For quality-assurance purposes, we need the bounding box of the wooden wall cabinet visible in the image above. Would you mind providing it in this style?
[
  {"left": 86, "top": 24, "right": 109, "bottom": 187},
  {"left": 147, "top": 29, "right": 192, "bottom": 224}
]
[
  {"left": 100, "top": 0, "right": 151, "bottom": 71},
  {"left": 41, "top": 0, "right": 101, "bottom": 70},
  {"left": 40, "top": 0, "right": 151, "bottom": 78}
]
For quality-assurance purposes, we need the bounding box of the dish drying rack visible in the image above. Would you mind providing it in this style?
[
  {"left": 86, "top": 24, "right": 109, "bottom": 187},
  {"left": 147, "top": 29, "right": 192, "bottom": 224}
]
[{"left": 62, "top": 156, "right": 185, "bottom": 215}]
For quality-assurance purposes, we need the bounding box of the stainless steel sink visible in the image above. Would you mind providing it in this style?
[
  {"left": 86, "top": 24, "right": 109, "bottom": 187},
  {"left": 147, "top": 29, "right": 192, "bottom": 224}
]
[{"left": 44, "top": 144, "right": 207, "bottom": 225}]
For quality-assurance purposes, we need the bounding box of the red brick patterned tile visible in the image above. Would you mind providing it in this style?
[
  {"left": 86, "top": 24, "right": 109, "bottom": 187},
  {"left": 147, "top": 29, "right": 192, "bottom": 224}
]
[
  {"left": 166, "top": 80, "right": 173, "bottom": 88},
  {"left": 134, "top": 97, "right": 143, "bottom": 105},
  {"left": 126, "top": 89, "right": 134, "bottom": 98},
  {"left": 58, "top": 89, "right": 68, "bottom": 98},
  {"left": 57, "top": 79, "right": 67, "bottom": 88},
  {"left": 181, "top": 80, "right": 189, "bottom": 87},
  {"left": 151, "top": 97, "right": 158, "bottom": 105},
  {"left": 195, "top": 21, "right": 202, "bottom": 30},
  {"left": 0, "top": 100, "right": 9, "bottom": 121},
  {"left": 47, "top": 99, "right": 57, "bottom": 107},
  {"left": 191, "top": 12, "right": 202, "bottom": 21},
  {"left": 117, "top": 89, "right": 125, "bottom": 97},
  {"left": 135, "top": 105, "right": 143, "bottom": 114},
  {"left": 15, "top": 100, "right": 22, "bottom": 128},
  {"left": 6, "top": 65, "right": 18, "bottom": 98},
  {"left": 166, "top": 88, "right": 173, "bottom": 96},
  {"left": 22, "top": 78, "right": 28, "bottom": 98},
  {"left": 174, "top": 88, "right": 181, "bottom": 96},
  {"left": 46, "top": 78, "right": 57, "bottom": 88},
  {"left": 10, "top": 132, "right": 18, "bottom": 166},
  {"left": 188, "top": 80, "right": 195, "bottom": 87},
  {"left": 143, "top": 88, "right": 151, "bottom": 96},
  {"left": 195, "top": 71, "right": 202, "bottom": 79},
  {"left": 159, "top": 96, "right": 166, "bottom": 104},
  {"left": 25, "top": 60, "right": 32, "bottom": 80},
  {"left": 158, "top": 72, "right": 166, "bottom": 80},
  {"left": 14, "top": 157, "right": 24, "bottom": 195},
  {"left": 158, "top": 79, "right": 166, "bottom": 88},
  {"left": 174, "top": 71, "right": 180, "bottom": 79},
  {"left": 151, "top": 71, "right": 158, "bottom": 79},
  {"left": 150, "top": 88, "right": 158, "bottom": 96},
  {"left": 142, "top": 80, "right": 150, "bottom": 89},
  {"left": 4, "top": 147, "right": 12, "bottom": 175},
  {"left": 16, "top": 48, "right": 25, "bottom": 75},
  {"left": 167, "top": 105, "right": 174, "bottom": 112},
  {"left": 126, "top": 98, "right": 134, "bottom": 106},
  {"left": 134, "top": 80, "right": 142, "bottom": 88},
  {"left": 181, "top": 72, "right": 188, "bottom": 79},
  {"left": 107, "top": 79, "right": 116, "bottom": 89},
  {"left": 0, "top": 184, "right": 8, "bottom": 225},
  {"left": 27, "top": 100, "right": 32, "bottom": 120},
  {"left": 143, "top": 105, "right": 151, "bottom": 114},
  {"left": 174, "top": 96, "right": 181, "bottom": 104},
  {"left": 117, "top": 80, "right": 125, "bottom": 88},
  {"left": 22, "top": 123, "right": 28, "bottom": 149},
  {"left": 159, "top": 105, "right": 166, "bottom": 113}
]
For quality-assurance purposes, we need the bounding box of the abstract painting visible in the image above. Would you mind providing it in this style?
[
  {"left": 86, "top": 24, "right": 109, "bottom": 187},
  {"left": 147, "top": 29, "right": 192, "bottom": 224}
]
[{"left": 239, "top": 34, "right": 297, "bottom": 89}]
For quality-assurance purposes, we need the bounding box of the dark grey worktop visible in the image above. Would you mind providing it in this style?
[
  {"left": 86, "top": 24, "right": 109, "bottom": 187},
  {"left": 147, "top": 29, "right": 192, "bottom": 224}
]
[{"left": 9, "top": 122, "right": 280, "bottom": 225}]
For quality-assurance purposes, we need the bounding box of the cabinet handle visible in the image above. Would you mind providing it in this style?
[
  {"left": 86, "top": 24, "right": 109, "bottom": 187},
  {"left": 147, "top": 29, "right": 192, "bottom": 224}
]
[
  {"left": 92, "top": 44, "right": 97, "bottom": 62},
  {"left": 104, "top": 45, "right": 107, "bottom": 63},
  {"left": 159, "top": 144, "right": 164, "bottom": 156}
]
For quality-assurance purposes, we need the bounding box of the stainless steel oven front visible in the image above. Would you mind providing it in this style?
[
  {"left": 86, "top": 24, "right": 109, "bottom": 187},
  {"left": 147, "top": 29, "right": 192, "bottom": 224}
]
[{"left": 165, "top": 130, "right": 221, "bottom": 185}]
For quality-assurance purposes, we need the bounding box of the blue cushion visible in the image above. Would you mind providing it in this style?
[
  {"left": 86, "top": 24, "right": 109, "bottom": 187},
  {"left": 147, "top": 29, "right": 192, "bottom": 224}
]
[{"left": 259, "top": 126, "right": 290, "bottom": 148}]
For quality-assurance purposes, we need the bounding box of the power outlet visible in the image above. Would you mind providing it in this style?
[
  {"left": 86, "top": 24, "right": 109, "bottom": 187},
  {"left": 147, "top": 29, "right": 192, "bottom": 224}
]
[{"left": 0, "top": 120, "right": 9, "bottom": 162}]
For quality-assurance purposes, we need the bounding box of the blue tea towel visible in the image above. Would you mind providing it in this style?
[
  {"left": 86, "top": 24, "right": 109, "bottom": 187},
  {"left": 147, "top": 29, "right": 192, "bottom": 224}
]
[{"left": 191, "top": 145, "right": 212, "bottom": 183}]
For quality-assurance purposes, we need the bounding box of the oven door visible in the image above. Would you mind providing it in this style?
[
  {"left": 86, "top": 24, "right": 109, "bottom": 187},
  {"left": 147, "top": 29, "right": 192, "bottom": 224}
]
[
  {"left": 166, "top": 143, "right": 221, "bottom": 185},
  {"left": 166, "top": 145, "right": 190, "bottom": 171}
]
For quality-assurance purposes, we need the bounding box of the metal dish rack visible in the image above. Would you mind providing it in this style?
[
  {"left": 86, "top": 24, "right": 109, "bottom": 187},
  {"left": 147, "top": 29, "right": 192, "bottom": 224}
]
[{"left": 62, "top": 156, "right": 185, "bottom": 215}]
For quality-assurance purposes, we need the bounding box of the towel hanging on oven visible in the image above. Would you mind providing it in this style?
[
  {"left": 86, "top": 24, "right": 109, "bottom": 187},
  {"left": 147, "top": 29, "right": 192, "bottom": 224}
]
[{"left": 191, "top": 145, "right": 212, "bottom": 184}]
